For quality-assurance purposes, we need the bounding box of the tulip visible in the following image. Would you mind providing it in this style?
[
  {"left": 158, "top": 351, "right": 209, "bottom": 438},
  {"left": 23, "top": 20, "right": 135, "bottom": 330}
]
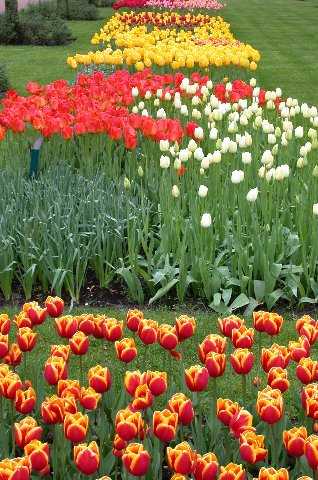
[
  {"left": 43, "top": 356, "right": 68, "bottom": 385},
  {"left": 303, "top": 389, "right": 318, "bottom": 420},
  {"left": 217, "top": 398, "right": 241, "bottom": 426},
  {"left": 283, "top": 426, "right": 307, "bottom": 457},
  {"left": 24, "top": 440, "right": 49, "bottom": 472},
  {"left": 305, "top": 435, "right": 318, "bottom": 470},
  {"left": 143, "top": 370, "right": 167, "bottom": 396},
  {"left": 64, "top": 412, "right": 89, "bottom": 443},
  {"left": 168, "top": 393, "right": 194, "bottom": 426},
  {"left": 229, "top": 408, "right": 254, "bottom": 438},
  {"left": 69, "top": 331, "right": 89, "bottom": 355},
  {"left": 14, "top": 417, "right": 43, "bottom": 449},
  {"left": 153, "top": 409, "right": 178, "bottom": 443},
  {"left": 115, "top": 409, "right": 144, "bottom": 441},
  {"left": 15, "top": 312, "right": 33, "bottom": 329},
  {"left": 23, "top": 301, "right": 47, "bottom": 326},
  {"left": 0, "top": 457, "right": 31, "bottom": 480},
  {"left": 159, "top": 324, "right": 178, "bottom": 351},
  {"left": 0, "top": 372, "right": 22, "bottom": 399},
  {"left": 218, "top": 315, "right": 244, "bottom": 338},
  {"left": 103, "top": 318, "right": 123, "bottom": 341},
  {"left": 0, "top": 334, "right": 9, "bottom": 358},
  {"left": 74, "top": 441, "right": 100, "bottom": 475},
  {"left": 122, "top": 443, "right": 151, "bottom": 476},
  {"left": 300, "top": 323, "right": 318, "bottom": 345},
  {"left": 58, "top": 379, "right": 81, "bottom": 399},
  {"left": 175, "top": 315, "right": 196, "bottom": 341},
  {"left": 232, "top": 326, "right": 254, "bottom": 349},
  {"left": 3, "top": 343, "right": 22, "bottom": 366},
  {"left": 267, "top": 367, "right": 290, "bottom": 393},
  {"left": 0, "top": 364, "right": 10, "bottom": 378},
  {"left": 289, "top": 336, "right": 311, "bottom": 362},
  {"left": 93, "top": 315, "right": 106, "bottom": 339},
  {"left": 296, "top": 315, "right": 316, "bottom": 335},
  {"left": 126, "top": 309, "right": 144, "bottom": 332},
  {"left": 124, "top": 370, "right": 142, "bottom": 396},
  {"left": 88, "top": 365, "right": 111, "bottom": 393},
  {"left": 256, "top": 386, "right": 283, "bottom": 424},
  {"left": 80, "top": 387, "right": 101, "bottom": 410},
  {"left": 198, "top": 334, "right": 227, "bottom": 362},
  {"left": 257, "top": 467, "right": 289, "bottom": 480},
  {"left": 112, "top": 434, "right": 128, "bottom": 457},
  {"left": 0, "top": 314, "right": 11, "bottom": 334},
  {"left": 132, "top": 384, "right": 153, "bottom": 410},
  {"left": 297, "top": 358, "right": 318, "bottom": 384},
  {"left": 171, "top": 475, "right": 188, "bottom": 480},
  {"left": 218, "top": 463, "right": 246, "bottom": 480},
  {"left": 185, "top": 365, "right": 209, "bottom": 392},
  {"left": 16, "top": 327, "right": 38, "bottom": 352},
  {"left": 205, "top": 352, "right": 226, "bottom": 377},
  {"left": 261, "top": 344, "right": 290, "bottom": 373},
  {"left": 45, "top": 296, "right": 64, "bottom": 317},
  {"left": 78, "top": 315, "right": 95, "bottom": 336},
  {"left": 138, "top": 318, "right": 158, "bottom": 344},
  {"left": 193, "top": 452, "right": 218, "bottom": 480},
  {"left": 239, "top": 431, "right": 267, "bottom": 464},
  {"left": 55, "top": 316, "right": 78, "bottom": 339},
  {"left": 41, "top": 395, "right": 65, "bottom": 424},
  {"left": 115, "top": 338, "right": 137, "bottom": 363},
  {"left": 167, "top": 442, "right": 196, "bottom": 475},
  {"left": 96, "top": 477, "right": 112, "bottom": 480},
  {"left": 50, "top": 344, "right": 71, "bottom": 361},
  {"left": 253, "top": 311, "right": 283, "bottom": 335},
  {"left": 15, "top": 387, "right": 36, "bottom": 414},
  {"left": 230, "top": 349, "right": 254, "bottom": 374}
]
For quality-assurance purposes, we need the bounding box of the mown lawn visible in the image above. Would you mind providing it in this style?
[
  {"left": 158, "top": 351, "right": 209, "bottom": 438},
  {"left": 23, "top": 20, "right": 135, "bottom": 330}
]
[
  {"left": 1, "top": 0, "right": 318, "bottom": 103},
  {"left": 3, "top": 305, "right": 318, "bottom": 415}
]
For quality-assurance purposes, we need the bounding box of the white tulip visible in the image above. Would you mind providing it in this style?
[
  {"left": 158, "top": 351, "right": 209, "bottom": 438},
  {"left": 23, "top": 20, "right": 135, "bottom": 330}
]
[
  {"left": 295, "top": 126, "right": 304, "bottom": 138},
  {"left": 154, "top": 99, "right": 160, "bottom": 107},
  {"left": 209, "top": 128, "right": 218, "bottom": 140},
  {"left": 268, "top": 134, "right": 276, "bottom": 145},
  {"left": 194, "top": 148, "right": 205, "bottom": 161},
  {"left": 137, "top": 166, "right": 144, "bottom": 177},
  {"left": 157, "top": 108, "right": 166, "bottom": 119},
  {"left": 138, "top": 101, "right": 145, "bottom": 110},
  {"left": 201, "top": 213, "right": 212, "bottom": 228},
  {"left": 308, "top": 128, "right": 317, "bottom": 140},
  {"left": 180, "top": 105, "right": 188, "bottom": 116},
  {"left": 246, "top": 187, "right": 259, "bottom": 202},
  {"left": 132, "top": 106, "right": 138, "bottom": 114},
  {"left": 180, "top": 78, "right": 190, "bottom": 90},
  {"left": 206, "top": 80, "right": 213, "bottom": 89},
  {"left": 164, "top": 92, "right": 171, "bottom": 101},
  {"left": 261, "top": 150, "right": 274, "bottom": 165},
  {"left": 179, "top": 149, "right": 189, "bottom": 162},
  {"left": 159, "top": 155, "right": 170, "bottom": 169},
  {"left": 174, "top": 99, "right": 182, "bottom": 109},
  {"left": 250, "top": 78, "right": 257, "bottom": 87},
  {"left": 171, "top": 185, "right": 180, "bottom": 198},
  {"left": 258, "top": 166, "right": 266, "bottom": 178},
  {"left": 194, "top": 127, "right": 204, "bottom": 140},
  {"left": 124, "top": 177, "right": 131, "bottom": 189},
  {"left": 145, "top": 90, "right": 152, "bottom": 99},
  {"left": 174, "top": 158, "right": 181, "bottom": 169},
  {"left": 231, "top": 170, "right": 245, "bottom": 184},
  {"left": 242, "top": 152, "right": 252, "bottom": 164},
  {"left": 229, "top": 141, "right": 238, "bottom": 153},
  {"left": 253, "top": 87, "right": 260, "bottom": 97},
  {"left": 228, "top": 122, "right": 238, "bottom": 134},
  {"left": 131, "top": 87, "right": 139, "bottom": 97},
  {"left": 192, "top": 95, "right": 201, "bottom": 106},
  {"left": 313, "top": 204, "right": 318, "bottom": 216},
  {"left": 192, "top": 109, "right": 201, "bottom": 120},
  {"left": 188, "top": 139, "right": 197, "bottom": 152},
  {"left": 211, "top": 150, "right": 222, "bottom": 164},
  {"left": 159, "top": 140, "right": 170, "bottom": 152},
  {"left": 198, "top": 185, "right": 208, "bottom": 198},
  {"left": 156, "top": 89, "right": 163, "bottom": 98},
  {"left": 141, "top": 109, "right": 148, "bottom": 117},
  {"left": 266, "top": 168, "right": 275, "bottom": 182}
]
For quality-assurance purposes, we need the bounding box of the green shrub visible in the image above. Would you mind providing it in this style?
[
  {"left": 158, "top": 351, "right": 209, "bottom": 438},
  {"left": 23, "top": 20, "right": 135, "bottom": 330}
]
[
  {"left": 18, "top": 9, "right": 73, "bottom": 45},
  {"left": 59, "top": 0, "right": 99, "bottom": 20},
  {"left": 0, "top": 64, "right": 10, "bottom": 97},
  {"left": 0, "top": 12, "right": 19, "bottom": 44}
]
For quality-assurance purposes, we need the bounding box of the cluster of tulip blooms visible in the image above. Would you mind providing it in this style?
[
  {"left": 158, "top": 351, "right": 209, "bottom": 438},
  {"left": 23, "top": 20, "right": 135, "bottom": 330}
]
[
  {"left": 1, "top": 296, "right": 318, "bottom": 479},
  {"left": 112, "top": 0, "right": 224, "bottom": 10},
  {"left": 68, "top": 11, "right": 260, "bottom": 72},
  {"left": 0, "top": 69, "right": 268, "bottom": 145}
]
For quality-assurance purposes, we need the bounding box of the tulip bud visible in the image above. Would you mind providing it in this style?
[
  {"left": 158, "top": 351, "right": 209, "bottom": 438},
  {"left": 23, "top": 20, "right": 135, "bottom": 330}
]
[
  {"left": 185, "top": 365, "right": 209, "bottom": 392},
  {"left": 283, "top": 426, "right": 307, "bottom": 457},
  {"left": 69, "top": 331, "right": 89, "bottom": 355},
  {"left": 45, "top": 296, "right": 64, "bottom": 317},
  {"left": 24, "top": 440, "right": 49, "bottom": 472},
  {"left": 167, "top": 442, "right": 196, "bottom": 475},
  {"left": 88, "top": 365, "right": 111, "bottom": 393},
  {"left": 123, "top": 443, "right": 150, "bottom": 477},
  {"left": 64, "top": 412, "right": 89, "bottom": 443},
  {"left": 153, "top": 409, "right": 178, "bottom": 443},
  {"left": 74, "top": 441, "right": 100, "bottom": 475},
  {"left": 239, "top": 431, "right": 267, "bottom": 464},
  {"left": 256, "top": 386, "right": 283, "bottom": 424}
]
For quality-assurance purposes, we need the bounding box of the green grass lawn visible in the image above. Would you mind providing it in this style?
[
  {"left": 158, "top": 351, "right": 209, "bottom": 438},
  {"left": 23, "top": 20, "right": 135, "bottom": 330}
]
[{"left": 1, "top": 0, "right": 318, "bottom": 103}]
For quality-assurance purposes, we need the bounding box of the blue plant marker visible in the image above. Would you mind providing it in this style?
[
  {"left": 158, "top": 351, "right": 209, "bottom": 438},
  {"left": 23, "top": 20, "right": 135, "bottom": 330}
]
[{"left": 29, "top": 137, "right": 43, "bottom": 178}]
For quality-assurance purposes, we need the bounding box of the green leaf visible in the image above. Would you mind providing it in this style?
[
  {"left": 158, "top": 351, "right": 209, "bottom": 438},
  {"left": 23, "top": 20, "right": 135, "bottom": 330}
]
[
  {"left": 149, "top": 278, "right": 178, "bottom": 305},
  {"left": 254, "top": 280, "right": 265, "bottom": 300},
  {"left": 229, "top": 293, "right": 250, "bottom": 312}
]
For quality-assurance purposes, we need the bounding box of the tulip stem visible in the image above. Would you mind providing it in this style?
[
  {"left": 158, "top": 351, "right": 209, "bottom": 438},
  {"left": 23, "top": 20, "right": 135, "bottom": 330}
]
[
  {"left": 10, "top": 401, "right": 15, "bottom": 456},
  {"left": 241, "top": 375, "right": 247, "bottom": 405},
  {"left": 258, "top": 331, "right": 262, "bottom": 370},
  {"left": 79, "top": 355, "right": 84, "bottom": 384}
]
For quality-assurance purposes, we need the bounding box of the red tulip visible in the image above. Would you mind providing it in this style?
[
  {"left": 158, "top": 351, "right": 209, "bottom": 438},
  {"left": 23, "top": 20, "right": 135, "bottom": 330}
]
[
  {"left": 198, "top": 334, "right": 227, "bottom": 362},
  {"left": 185, "top": 365, "right": 209, "bottom": 392},
  {"left": 43, "top": 356, "right": 68, "bottom": 385},
  {"left": 0, "top": 313, "right": 11, "bottom": 334},
  {"left": 267, "top": 367, "right": 289, "bottom": 393},
  {"left": 24, "top": 440, "right": 49, "bottom": 472},
  {"left": 126, "top": 309, "right": 144, "bottom": 332},
  {"left": 14, "top": 417, "right": 43, "bottom": 449},
  {"left": 283, "top": 426, "right": 307, "bottom": 457},
  {"left": 45, "top": 296, "right": 64, "bottom": 317},
  {"left": 218, "top": 315, "right": 244, "bottom": 338},
  {"left": 153, "top": 409, "right": 178, "bottom": 443},
  {"left": 69, "top": 331, "right": 89, "bottom": 355},
  {"left": 138, "top": 319, "right": 158, "bottom": 345},
  {"left": 168, "top": 392, "right": 194, "bottom": 426},
  {"left": 88, "top": 365, "right": 111, "bottom": 393},
  {"left": 122, "top": 443, "right": 150, "bottom": 476},
  {"left": 175, "top": 315, "right": 196, "bottom": 341},
  {"left": 16, "top": 327, "right": 38, "bottom": 352},
  {"left": 232, "top": 326, "right": 254, "bottom": 349},
  {"left": 55, "top": 316, "right": 78, "bottom": 339},
  {"left": 23, "top": 301, "right": 48, "bottom": 326},
  {"left": 230, "top": 349, "right": 254, "bottom": 375},
  {"left": 103, "top": 318, "right": 123, "bottom": 341},
  {"left": 74, "top": 441, "right": 100, "bottom": 475},
  {"left": 15, "top": 386, "right": 36, "bottom": 414},
  {"left": 115, "top": 338, "right": 137, "bottom": 363},
  {"left": 256, "top": 386, "right": 284, "bottom": 424},
  {"left": 205, "top": 352, "right": 226, "bottom": 377}
]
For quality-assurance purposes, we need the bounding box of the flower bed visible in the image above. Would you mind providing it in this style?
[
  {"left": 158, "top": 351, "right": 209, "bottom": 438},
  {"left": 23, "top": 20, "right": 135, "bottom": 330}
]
[
  {"left": 67, "top": 12, "right": 260, "bottom": 72},
  {"left": 0, "top": 299, "right": 318, "bottom": 479},
  {"left": 0, "top": 70, "right": 318, "bottom": 307},
  {"left": 112, "top": 0, "right": 224, "bottom": 10}
]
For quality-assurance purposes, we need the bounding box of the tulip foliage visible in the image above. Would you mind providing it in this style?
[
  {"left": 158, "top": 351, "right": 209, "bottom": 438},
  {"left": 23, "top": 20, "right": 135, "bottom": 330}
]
[{"left": 0, "top": 301, "right": 318, "bottom": 479}]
